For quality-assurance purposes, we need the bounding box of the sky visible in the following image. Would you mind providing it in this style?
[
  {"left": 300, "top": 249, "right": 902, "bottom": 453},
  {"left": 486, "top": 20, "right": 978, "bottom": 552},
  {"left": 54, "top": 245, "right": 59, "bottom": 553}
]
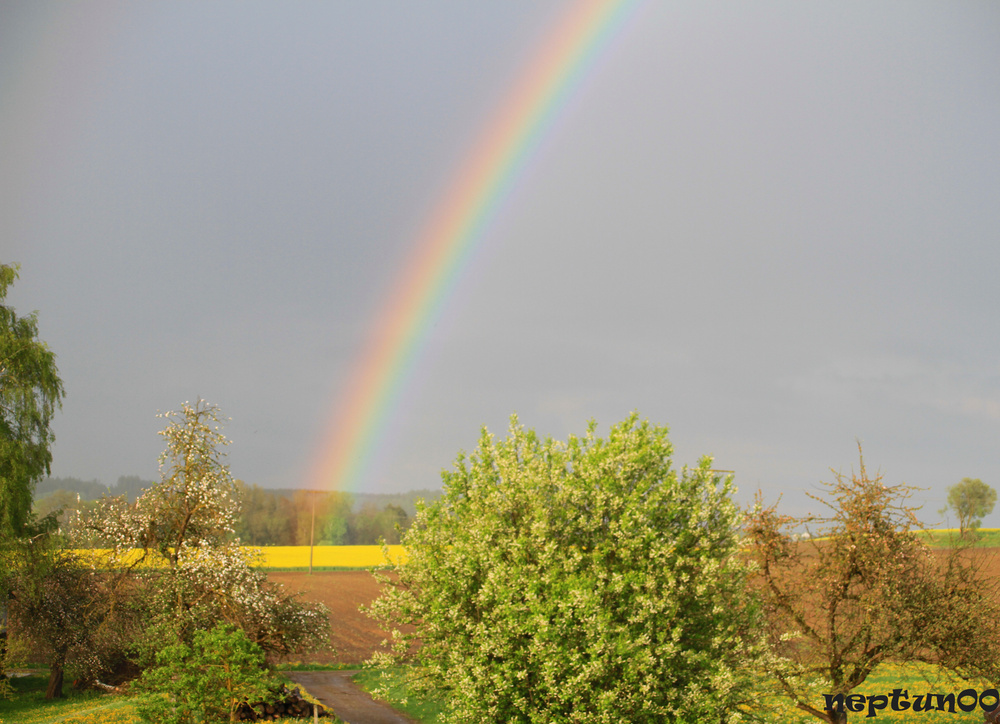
[{"left": 2, "top": 1, "right": 998, "bottom": 524}]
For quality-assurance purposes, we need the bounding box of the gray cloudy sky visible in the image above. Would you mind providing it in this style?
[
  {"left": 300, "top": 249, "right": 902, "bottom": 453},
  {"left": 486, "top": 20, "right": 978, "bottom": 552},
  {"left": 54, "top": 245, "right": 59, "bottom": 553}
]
[{"left": 2, "top": 1, "right": 998, "bottom": 523}]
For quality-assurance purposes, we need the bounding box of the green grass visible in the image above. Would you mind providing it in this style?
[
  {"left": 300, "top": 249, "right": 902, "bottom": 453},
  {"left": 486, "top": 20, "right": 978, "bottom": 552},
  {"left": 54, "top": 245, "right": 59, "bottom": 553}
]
[
  {"left": 275, "top": 661, "right": 355, "bottom": 671},
  {"left": 352, "top": 667, "right": 445, "bottom": 724},
  {"left": 915, "top": 527, "right": 1000, "bottom": 548},
  {"left": 0, "top": 671, "right": 340, "bottom": 724},
  {"left": 0, "top": 673, "right": 142, "bottom": 724},
  {"left": 757, "top": 663, "right": 994, "bottom": 723}
]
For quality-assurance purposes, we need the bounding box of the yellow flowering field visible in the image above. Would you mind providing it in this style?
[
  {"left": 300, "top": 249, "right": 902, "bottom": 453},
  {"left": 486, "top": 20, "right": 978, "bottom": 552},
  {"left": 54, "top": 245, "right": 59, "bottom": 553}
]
[
  {"left": 72, "top": 545, "right": 406, "bottom": 569},
  {"left": 252, "top": 545, "right": 407, "bottom": 568}
]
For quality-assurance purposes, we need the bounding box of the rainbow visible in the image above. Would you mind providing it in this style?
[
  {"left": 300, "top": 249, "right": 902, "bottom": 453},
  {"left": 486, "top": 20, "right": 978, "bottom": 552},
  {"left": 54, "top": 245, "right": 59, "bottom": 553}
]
[{"left": 310, "top": 0, "right": 645, "bottom": 492}]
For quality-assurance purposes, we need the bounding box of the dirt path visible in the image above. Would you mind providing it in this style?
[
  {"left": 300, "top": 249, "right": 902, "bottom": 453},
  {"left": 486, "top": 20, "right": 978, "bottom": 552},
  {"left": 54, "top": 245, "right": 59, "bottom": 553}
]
[{"left": 287, "top": 671, "right": 418, "bottom": 724}]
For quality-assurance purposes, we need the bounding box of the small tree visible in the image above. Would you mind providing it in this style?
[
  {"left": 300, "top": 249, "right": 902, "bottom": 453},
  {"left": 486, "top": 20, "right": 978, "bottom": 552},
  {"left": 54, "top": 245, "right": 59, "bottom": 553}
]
[
  {"left": 0, "top": 263, "right": 65, "bottom": 686},
  {"left": 7, "top": 526, "right": 143, "bottom": 698},
  {"left": 942, "top": 477, "right": 996, "bottom": 535},
  {"left": 8, "top": 538, "right": 94, "bottom": 698},
  {"left": 77, "top": 401, "right": 329, "bottom": 662},
  {"left": 135, "top": 623, "right": 276, "bottom": 724},
  {"left": 745, "top": 448, "right": 1000, "bottom": 723},
  {"left": 367, "top": 413, "right": 764, "bottom": 724}
]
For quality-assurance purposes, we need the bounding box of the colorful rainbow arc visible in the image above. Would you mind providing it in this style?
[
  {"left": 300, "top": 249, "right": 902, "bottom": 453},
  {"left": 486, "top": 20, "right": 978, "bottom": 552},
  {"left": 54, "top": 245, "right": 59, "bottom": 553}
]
[{"left": 310, "top": 0, "right": 644, "bottom": 493}]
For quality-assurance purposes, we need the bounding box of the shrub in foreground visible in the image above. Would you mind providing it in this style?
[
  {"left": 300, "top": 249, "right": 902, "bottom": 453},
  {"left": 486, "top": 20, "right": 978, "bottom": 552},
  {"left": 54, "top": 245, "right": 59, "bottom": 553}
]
[
  {"left": 368, "top": 413, "right": 764, "bottom": 723},
  {"left": 135, "top": 624, "right": 276, "bottom": 724}
]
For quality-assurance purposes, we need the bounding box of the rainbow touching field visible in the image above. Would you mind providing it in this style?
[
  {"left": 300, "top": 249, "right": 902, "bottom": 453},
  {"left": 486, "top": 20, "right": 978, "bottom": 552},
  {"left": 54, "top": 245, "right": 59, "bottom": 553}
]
[{"left": 308, "top": 0, "right": 645, "bottom": 495}]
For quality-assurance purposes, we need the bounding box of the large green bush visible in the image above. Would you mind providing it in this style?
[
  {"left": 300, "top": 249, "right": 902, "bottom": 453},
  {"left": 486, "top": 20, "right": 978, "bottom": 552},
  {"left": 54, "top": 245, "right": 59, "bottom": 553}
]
[{"left": 368, "top": 413, "right": 764, "bottom": 723}]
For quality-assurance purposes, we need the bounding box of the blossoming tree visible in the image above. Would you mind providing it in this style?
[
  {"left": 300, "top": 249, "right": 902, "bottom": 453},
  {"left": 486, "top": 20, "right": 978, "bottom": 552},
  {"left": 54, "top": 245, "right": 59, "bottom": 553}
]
[
  {"left": 78, "top": 400, "right": 328, "bottom": 662},
  {"left": 367, "top": 413, "right": 765, "bottom": 723}
]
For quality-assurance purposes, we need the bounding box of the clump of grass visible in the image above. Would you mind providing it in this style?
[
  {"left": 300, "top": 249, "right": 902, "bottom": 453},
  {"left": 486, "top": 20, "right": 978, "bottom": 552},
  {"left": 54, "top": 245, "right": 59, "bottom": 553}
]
[{"left": 275, "top": 661, "right": 354, "bottom": 671}]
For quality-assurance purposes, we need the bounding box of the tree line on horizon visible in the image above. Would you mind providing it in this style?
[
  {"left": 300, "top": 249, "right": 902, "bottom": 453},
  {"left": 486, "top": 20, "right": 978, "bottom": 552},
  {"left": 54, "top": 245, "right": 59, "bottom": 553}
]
[{"left": 34, "top": 475, "right": 438, "bottom": 546}]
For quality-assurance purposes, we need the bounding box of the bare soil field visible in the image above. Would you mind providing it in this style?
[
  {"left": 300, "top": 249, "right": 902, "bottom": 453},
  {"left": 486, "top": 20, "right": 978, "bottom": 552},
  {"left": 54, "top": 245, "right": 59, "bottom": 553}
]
[
  {"left": 270, "top": 547, "right": 1000, "bottom": 666},
  {"left": 268, "top": 570, "right": 392, "bottom": 666}
]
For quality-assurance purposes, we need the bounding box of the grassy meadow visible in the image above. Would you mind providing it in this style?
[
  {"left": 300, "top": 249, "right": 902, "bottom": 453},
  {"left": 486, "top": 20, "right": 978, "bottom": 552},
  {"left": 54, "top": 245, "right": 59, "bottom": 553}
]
[
  {"left": 917, "top": 528, "right": 1000, "bottom": 548},
  {"left": 0, "top": 672, "right": 344, "bottom": 724}
]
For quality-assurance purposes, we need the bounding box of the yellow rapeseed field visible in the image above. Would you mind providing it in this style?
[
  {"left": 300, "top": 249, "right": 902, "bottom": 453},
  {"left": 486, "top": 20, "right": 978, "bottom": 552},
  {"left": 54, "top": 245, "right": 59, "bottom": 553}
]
[
  {"left": 253, "top": 545, "right": 407, "bottom": 568},
  {"left": 72, "top": 545, "right": 406, "bottom": 569}
]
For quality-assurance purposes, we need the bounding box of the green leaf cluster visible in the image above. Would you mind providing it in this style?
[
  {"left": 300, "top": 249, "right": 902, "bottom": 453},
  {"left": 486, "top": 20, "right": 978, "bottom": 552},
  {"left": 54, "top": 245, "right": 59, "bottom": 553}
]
[
  {"left": 134, "top": 623, "right": 276, "bottom": 724},
  {"left": 943, "top": 477, "right": 996, "bottom": 534},
  {"left": 368, "top": 412, "right": 764, "bottom": 723},
  {"left": 0, "top": 263, "right": 64, "bottom": 539}
]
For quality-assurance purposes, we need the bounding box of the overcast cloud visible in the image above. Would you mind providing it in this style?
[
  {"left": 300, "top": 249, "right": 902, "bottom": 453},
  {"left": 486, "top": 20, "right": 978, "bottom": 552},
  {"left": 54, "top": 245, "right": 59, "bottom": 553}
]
[{"left": 2, "top": 1, "right": 998, "bottom": 523}]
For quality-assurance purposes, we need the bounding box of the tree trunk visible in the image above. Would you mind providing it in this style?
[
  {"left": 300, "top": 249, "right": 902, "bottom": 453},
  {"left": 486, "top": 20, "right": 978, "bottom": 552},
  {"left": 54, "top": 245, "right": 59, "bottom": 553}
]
[
  {"left": 826, "top": 708, "right": 847, "bottom": 724},
  {"left": 45, "top": 653, "right": 65, "bottom": 699}
]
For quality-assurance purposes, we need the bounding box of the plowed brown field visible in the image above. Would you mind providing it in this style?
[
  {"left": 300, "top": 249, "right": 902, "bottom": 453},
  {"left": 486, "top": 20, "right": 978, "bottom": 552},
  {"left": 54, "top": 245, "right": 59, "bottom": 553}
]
[
  {"left": 268, "top": 571, "right": 391, "bottom": 666},
  {"left": 269, "top": 548, "right": 1000, "bottom": 666}
]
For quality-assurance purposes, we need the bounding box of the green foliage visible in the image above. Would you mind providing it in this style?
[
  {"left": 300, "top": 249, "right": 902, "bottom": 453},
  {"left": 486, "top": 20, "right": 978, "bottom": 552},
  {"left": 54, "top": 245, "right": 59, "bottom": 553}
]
[
  {"left": 291, "top": 490, "right": 353, "bottom": 546},
  {"left": 942, "top": 477, "right": 996, "bottom": 534},
  {"left": 368, "top": 413, "right": 764, "bottom": 724},
  {"left": 31, "top": 489, "right": 84, "bottom": 525},
  {"left": 348, "top": 502, "right": 407, "bottom": 545},
  {"left": 8, "top": 544, "right": 96, "bottom": 699},
  {"left": 236, "top": 482, "right": 296, "bottom": 545},
  {"left": 236, "top": 486, "right": 410, "bottom": 546},
  {"left": 134, "top": 624, "right": 276, "bottom": 724},
  {"left": 0, "top": 263, "right": 65, "bottom": 539}
]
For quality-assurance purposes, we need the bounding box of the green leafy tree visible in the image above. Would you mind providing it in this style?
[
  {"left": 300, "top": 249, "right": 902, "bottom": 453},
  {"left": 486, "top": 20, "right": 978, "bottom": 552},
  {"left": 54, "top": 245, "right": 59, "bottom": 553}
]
[
  {"left": 0, "top": 263, "right": 65, "bottom": 538},
  {"left": 31, "top": 488, "right": 83, "bottom": 525},
  {"left": 0, "top": 263, "right": 65, "bottom": 689},
  {"left": 942, "top": 477, "right": 996, "bottom": 535},
  {"left": 134, "top": 623, "right": 276, "bottom": 724},
  {"left": 235, "top": 482, "right": 295, "bottom": 545},
  {"left": 291, "top": 490, "right": 353, "bottom": 546},
  {"left": 347, "top": 502, "right": 408, "bottom": 545},
  {"left": 367, "top": 413, "right": 765, "bottom": 724},
  {"left": 745, "top": 449, "right": 1000, "bottom": 724}
]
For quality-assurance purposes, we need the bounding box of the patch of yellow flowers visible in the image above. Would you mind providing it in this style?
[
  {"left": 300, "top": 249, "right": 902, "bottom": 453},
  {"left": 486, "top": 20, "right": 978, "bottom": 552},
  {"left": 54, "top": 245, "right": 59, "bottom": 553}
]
[{"left": 73, "top": 545, "right": 407, "bottom": 569}]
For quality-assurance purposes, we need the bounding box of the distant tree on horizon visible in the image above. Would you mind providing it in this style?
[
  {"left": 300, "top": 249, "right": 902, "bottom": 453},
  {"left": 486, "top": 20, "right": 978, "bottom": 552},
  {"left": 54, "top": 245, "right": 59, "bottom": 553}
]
[{"left": 941, "top": 477, "right": 996, "bottom": 535}]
